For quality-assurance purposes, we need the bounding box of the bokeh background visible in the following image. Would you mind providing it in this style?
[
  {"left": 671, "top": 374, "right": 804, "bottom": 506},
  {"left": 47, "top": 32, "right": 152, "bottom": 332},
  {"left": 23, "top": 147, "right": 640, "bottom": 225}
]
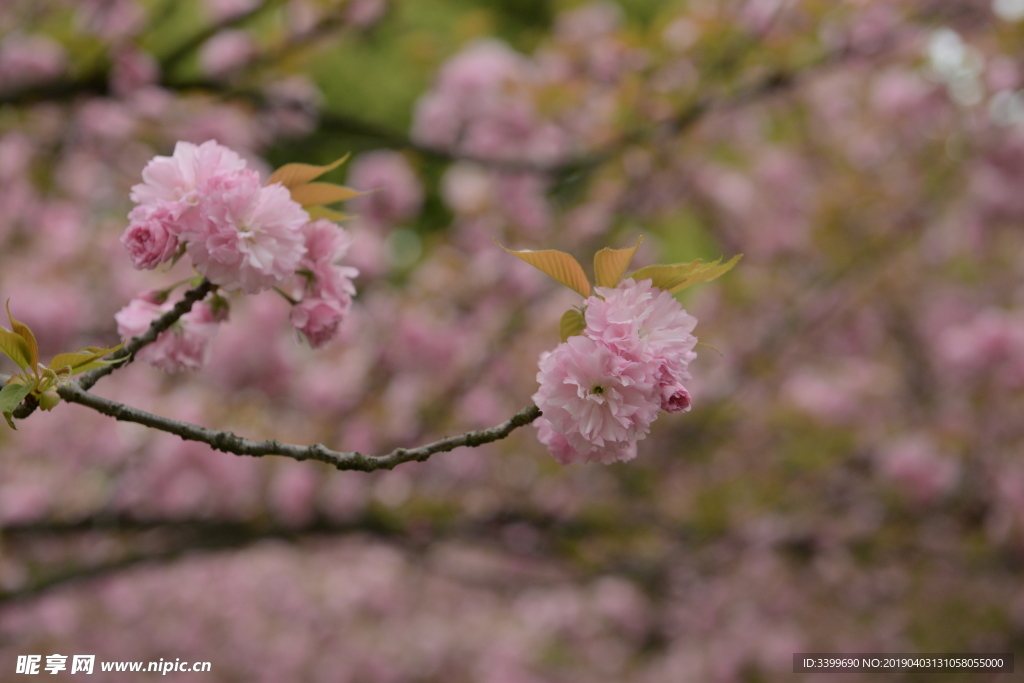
[{"left": 2, "top": 0, "right": 1024, "bottom": 680}]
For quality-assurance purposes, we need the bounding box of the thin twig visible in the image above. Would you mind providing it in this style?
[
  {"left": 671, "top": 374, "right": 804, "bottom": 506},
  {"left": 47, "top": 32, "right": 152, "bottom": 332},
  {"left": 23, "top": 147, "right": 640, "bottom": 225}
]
[
  {"left": 76, "top": 279, "right": 216, "bottom": 392},
  {"left": 55, "top": 384, "right": 542, "bottom": 471},
  {"left": 5, "top": 279, "right": 213, "bottom": 420}
]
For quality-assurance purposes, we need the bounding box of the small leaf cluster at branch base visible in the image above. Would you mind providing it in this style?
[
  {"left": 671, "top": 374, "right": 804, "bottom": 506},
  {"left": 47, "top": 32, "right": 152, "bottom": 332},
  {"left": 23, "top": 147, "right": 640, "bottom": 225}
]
[
  {"left": 504, "top": 238, "right": 740, "bottom": 465},
  {"left": 0, "top": 301, "right": 124, "bottom": 428}
]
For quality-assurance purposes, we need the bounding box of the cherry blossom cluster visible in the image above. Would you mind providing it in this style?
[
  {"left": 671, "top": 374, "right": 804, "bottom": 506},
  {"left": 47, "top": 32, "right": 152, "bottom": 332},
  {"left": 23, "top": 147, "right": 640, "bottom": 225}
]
[
  {"left": 533, "top": 278, "right": 697, "bottom": 465},
  {"left": 412, "top": 40, "right": 568, "bottom": 165},
  {"left": 117, "top": 140, "right": 358, "bottom": 369}
]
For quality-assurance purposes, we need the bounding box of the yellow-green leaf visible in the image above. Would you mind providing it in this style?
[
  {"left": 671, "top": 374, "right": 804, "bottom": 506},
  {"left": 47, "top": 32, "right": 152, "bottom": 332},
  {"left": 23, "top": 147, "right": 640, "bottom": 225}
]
[
  {"left": 594, "top": 236, "right": 643, "bottom": 288},
  {"left": 664, "top": 254, "right": 742, "bottom": 292},
  {"left": 81, "top": 345, "right": 119, "bottom": 354},
  {"left": 49, "top": 341, "right": 125, "bottom": 375},
  {"left": 6, "top": 300, "right": 37, "bottom": 370},
  {"left": 0, "top": 327, "right": 32, "bottom": 371},
  {"left": 559, "top": 308, "right": 586, "bottom": 342},
  {"left": 307, "top": 206, "right": 350, "bottom": 222},
  {"left": 0, "top": 381, "right": 33, "bottom": 429},
  {"left": 49, "top": 351, "right": 99, "bottom": 372},
  {"left": 628, "top": 262, "right": 696, "bottom": 290},
  {"left": 288, "top": 182, "right": 363, "bottom": 208},
  {"left": 498, "top": 242, "right": 591, "bottom": 298},
  {"left": 267, "top": 154, "right": 351, "bottom": 189},
  {"left": 696, "top": 340, "right": 723, "bottom": 356},
  {"left": 631, "top": 254, "right": 742, "bottom": 293},
  {"left": 65, "top": 358, "right": 128, "bottom": 375}
]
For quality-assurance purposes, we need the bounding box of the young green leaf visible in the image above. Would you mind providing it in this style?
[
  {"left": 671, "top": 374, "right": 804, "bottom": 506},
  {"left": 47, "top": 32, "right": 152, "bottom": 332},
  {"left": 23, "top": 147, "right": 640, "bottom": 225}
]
[
  {"left": 288, "top": 182, "right": 363, "bottom": 207},
  {"left": 0, "top": 381, "right": 34, "bottom": 429},
  {"left": 631, "top": 254, "right": 742, "bottom": 293},
  {"left": 628, "top": 262, "right": 697, "bottom": 291},
  {"left": 663, "top": 254, "right": 742, "bottom": 292},
  {"left": 49, "top": 341, "right": 126, "bottom": 376},
  {"left": 0, "top": 327, "right": 32, "bottom": 371},
  {"left": 498, "top": 242, "right": 592, "bottom": 298},
  {"left": 6, "top": 301, "right": 38, "bottom": 370},
  {"left": 559, "top": 308, "right": 586, "bottom": 342},
  {"left": 62, "top": 358, "right": 128, "bottom": 375},
  {"left": 267, "top": 154, "right": 351, "bottom": 189},
  {"left": 593, "top": 236, "right": 643, "bottom": 288}
]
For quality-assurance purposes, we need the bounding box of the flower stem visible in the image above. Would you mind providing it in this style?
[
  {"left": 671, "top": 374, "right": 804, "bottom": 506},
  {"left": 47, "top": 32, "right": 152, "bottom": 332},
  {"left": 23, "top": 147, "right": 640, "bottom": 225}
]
[{"left": 273, "top": 287, "right": 299, "bottom": 306}]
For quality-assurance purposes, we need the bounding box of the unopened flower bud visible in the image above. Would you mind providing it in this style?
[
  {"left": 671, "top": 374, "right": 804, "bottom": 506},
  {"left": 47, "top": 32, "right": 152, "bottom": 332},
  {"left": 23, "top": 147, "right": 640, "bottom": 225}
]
[{"left": 37, "top": 390, "right": 60, "bottom": 411}]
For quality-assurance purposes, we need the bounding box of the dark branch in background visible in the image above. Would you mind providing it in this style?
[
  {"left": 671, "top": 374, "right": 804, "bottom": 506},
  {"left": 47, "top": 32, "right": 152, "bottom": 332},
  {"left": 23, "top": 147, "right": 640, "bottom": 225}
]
[
  {"left": 0, "top": 0, "right": 283, "bottom": 108},
  {"left": 0, "top": 505, "right": 690, "bottom": 606},
  {"left": 13, "top": 458, "right": 1007, "bottom": 609},
  {"left": 0, "top": 513, "right": 433, "bottom": 605},
  {"left": 158, "top": 0, "right": 288, "bottom": 76},
  {"left": 0, "top": 0, "right": 988, "bottom": 175},
  {"left": 0, "top": 21, "right": 896, "bottom": 175}
]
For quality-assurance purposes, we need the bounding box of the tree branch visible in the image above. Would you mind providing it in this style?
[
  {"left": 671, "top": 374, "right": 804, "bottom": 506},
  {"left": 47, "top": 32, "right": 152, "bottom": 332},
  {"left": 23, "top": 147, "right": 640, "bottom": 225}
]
[
  {"left": 2, "top": 278, "right": 541, "bottom": 470},
  {"left": 0, "top": 506, "right": 633, "bottom": 606},
  {"left": 159, "top": 0, "right": 288, "bottom": 76},
  {"left": 0, "top": 506, "right": 571, "bottom": 606},
  {"left": 54, "top": 383, "right": 542, "bottom": 471},
  {"left": 76, "top": 279, "right": 215, "bottom": 392}
]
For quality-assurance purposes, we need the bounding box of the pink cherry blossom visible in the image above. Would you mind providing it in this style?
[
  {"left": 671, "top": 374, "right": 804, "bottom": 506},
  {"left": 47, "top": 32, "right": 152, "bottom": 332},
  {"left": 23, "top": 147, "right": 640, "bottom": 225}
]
[
  {"left": 120, "top": 204, "right": 181, "bottom": 270},
  {"left": 410, "top": 39, "right": 569, "bottom": 164},
  {"left": 345, "top": 0, "right": 388, "bottom": 28},
  {"left": 533, "top": 335, "right": 660, "bottom": 458},
  {"left": 298, "top": 219, "right": 358, "bottom": 300},
  {"left": 586, "top": 278, "right": 698, "bottom": 370},
  {"left": 585, "top": 277, "right": 698, "bottom": 412},
  {"left": 347, "top": 151, "right": 424, "bottom": 228},
  {"left": 284, "top": 219, "right": 358, "bottom": 347},
  {"left": 936, "top": 308, "right": 1024, "bottom": 387},
  {"left": 534, "top": 277, "right": 700, "bottom": 463},
  {"left": 416, "top": 41, "right": 527, "bottom": 146},
  {"left": 181, "top": 170, "right": 309, "bottom": 293},
  {"left": 536, "top": 416, "right": 638, "bottom": 465},
  {"left": 875, "top": 435, "right": 960, "bottom": 504},
  {"left": 115, "top": 296, "right": 222, "bottom": 372},
  {"left": 109, "top": 45, "right": 159, "bottom": 98},
  {"left": 0, "top": 34, "right": 67, "bottom": 89},
  {"left": 289, "top": 297, "right": 348, "bottom": 349},
  {"left": 199, "top": 30, "right": 257, "bottom": 79},
  {"left": 659, "top": 381, "right": 691, "bottom": 413},
  {"left": 129, "top": 139, "right": 247, "bottom": 208}
]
